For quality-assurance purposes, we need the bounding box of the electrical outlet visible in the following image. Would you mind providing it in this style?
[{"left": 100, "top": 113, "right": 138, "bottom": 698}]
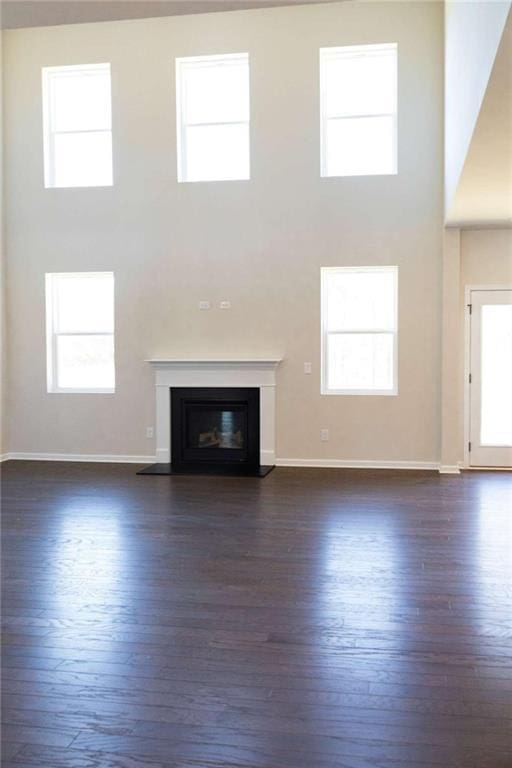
[
  {"left": 320, "top": 429, "right": 329, "bottom": 442},
  {"left": 199, "top": 301, "right": 211, "bottom": 310},
  {"left": 146, "top": 427, "right": 154, "bottom": 439},
  {"left": 304, "top": 362, "right": 312, "bottom": 374},
  {"left": 219, "top": 301, "right": 231, "bottom": 310}
]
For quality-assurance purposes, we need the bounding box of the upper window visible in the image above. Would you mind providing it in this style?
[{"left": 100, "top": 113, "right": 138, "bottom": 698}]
[
  {"left": 42, "top": 63, "right": 113, "bottom": 188},
  {"left": 321, "top": 266, "right": 398, "bottom": 395},
  {"left": 45, "top": 272, "right": 115, "bottom": 393},
  {"left": 176, "top": 53, "right": 250, "bottom": 182},
  {"left": 320, "top": 44, "right": 397, "bottom": 177}
]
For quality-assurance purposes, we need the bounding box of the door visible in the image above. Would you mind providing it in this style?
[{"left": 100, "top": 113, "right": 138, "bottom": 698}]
[{"left": 469, "top": 289, "right": 512, "bottom": 468}]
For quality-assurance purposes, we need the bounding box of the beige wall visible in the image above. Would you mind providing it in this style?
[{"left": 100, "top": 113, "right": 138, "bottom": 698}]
[
  {"left": 460, "top": 228, "right": 512, "bottom": 288},
  {"left": 440, "top": 227, "right": 461, "bottom": 471},
  {"left": 3, "top": 1, "right": 444, "bottom": 463}
]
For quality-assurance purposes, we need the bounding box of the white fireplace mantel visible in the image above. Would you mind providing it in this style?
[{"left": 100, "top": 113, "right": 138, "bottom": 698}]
[{"left": 147, "top": 358, "right": 282, "bottom": 465}]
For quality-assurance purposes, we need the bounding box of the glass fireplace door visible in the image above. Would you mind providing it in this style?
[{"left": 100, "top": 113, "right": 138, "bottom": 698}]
[
  {"left": 185, "top": 404, "right": 248, "bottom": 459},
  {"left": 171, "top": 387, "right": 260, "bottom": 469}
]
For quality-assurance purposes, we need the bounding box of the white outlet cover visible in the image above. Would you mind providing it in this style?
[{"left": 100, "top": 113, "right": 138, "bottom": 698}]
[
  {"left": 146, "top": 427, "right": 154, "bottom": 439},
  {"left": 199, "top": 301, "right": 211, "bottom": 310},
  {"left": 304, "top": 362, "right": 312, "bottom": 374},
  {"left": 320, "top": 429, "right": 329, "bottom": 442},
  {"left": 219, "top": 301, "right": 231, "bottom": 309}
]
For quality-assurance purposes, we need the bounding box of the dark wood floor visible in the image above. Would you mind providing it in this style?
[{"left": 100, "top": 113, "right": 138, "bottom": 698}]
[{"left": 1, "top": 461, "right": 512, "bottom": 768}]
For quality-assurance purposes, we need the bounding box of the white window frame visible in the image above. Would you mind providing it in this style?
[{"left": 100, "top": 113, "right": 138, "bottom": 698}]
[
  {"left": 42, "top": 63, "right": 113, "bottom": 189},
  {"left": 175, "top": 52, "right": 250, "bottom": 183},
  {"left": 320, "top": 43, "right": 398, "bottom": 178},
  {"left": 45, "top": 272, "right": 115, "bottom": 394},
  {"left": 321, "top": 266, "right": 398, "bottom": 396}
]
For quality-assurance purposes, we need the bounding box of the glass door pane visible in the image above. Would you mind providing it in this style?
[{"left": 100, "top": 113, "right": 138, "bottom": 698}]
[
  {"left": 480, "top": 304, "right": 512, "bottom": 446},
  {"left": 469, "top": 289, "right": 512, "bottom": 468}
]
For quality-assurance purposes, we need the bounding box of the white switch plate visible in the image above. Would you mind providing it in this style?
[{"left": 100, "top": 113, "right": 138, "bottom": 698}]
[
  {"left": 146, "top": 426, "right": 154, "bottom": 439},
  {"left": 199, "top": 301, "right": 210, "bottom": 310},
  {"left": 320, "top": 429, "right": 329, "bottom": 442},
  {"left": 219, "top": 301, "right": 231, "bottom": 310},
  {"left": 304, "top": 362, "right": 312, "bottom": 374}
]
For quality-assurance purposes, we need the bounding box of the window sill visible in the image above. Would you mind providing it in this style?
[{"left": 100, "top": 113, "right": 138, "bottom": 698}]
[
  {"left": 48, "top": 388, "right": 115, "bottom": 395},
  {"left": 44, "top": 183, "right": 114, "bottom": 190},
  {"left": 177, "top": 177, "right": 251, "bottom": 184},
  {"left": 320, "top": 171, "right": 398, "bottom": 179},
  {"left": 321, "top": 388, "right": 398, "bottom": 396}
]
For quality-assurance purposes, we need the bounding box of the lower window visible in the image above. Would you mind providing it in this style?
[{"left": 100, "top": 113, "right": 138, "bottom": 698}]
[
  {"left": 45, "top": 272, "right": 115, "bottom": 393},
  {"left": 321, "top": 266, "right": 398, "bottom": 395}
]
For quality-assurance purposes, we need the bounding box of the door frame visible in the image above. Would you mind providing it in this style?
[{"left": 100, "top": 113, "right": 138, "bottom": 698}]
[{"left": 463, "top": 284, "right": 512, "bottom": 469}]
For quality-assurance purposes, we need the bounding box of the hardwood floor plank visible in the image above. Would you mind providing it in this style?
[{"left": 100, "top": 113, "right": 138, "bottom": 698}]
[
  {"left": 2, "top": 461, "right": 512, "bottom": 768},
  {"left": 0, "top": 742, "right": 25, "bottom": 761},
  {"left": 0, "top": 743, "right": 451, "bottom": 768}
]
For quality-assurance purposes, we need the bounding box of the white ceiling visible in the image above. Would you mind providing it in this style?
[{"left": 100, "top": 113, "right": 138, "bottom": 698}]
[
  {"left": 0, "top": 0, "right": 339, "bottom": 29},
  {"left": 448, "top": 12, "right": 512, "bottom": 227}
]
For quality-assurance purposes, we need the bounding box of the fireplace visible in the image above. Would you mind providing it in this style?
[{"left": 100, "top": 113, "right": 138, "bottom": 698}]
[
  {"left": 139, "top": 358, "right": 281, "bottom": 477},
  {"left": 171, "top": 387, "right": 260, "bottom": 472}
]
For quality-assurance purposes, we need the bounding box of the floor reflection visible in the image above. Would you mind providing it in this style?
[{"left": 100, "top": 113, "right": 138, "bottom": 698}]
[{"left": 44, "top": 502, "right": 127, "bottom": 659}]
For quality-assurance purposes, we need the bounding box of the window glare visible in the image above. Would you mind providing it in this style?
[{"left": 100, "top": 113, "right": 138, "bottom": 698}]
[
  {"left": 185, "top": 123, "right": 250, "bottom": 182},
  {"left": 51, "top": 70, "right": 112, "bottom": 132},
  {"left": 326, "top": 115, "right": 395, "bottom": 177},
  {"left": 43, "top": 63, "right": 113, "bottom": 188},
  {"left": 177, "top": 54, "right": 250, "bottom": 182},
  {"left": 322, "top": 267, "right": 398, "bottom": 395},
  {"left": 323, "top": 51, "right": 396, "bottom": 117},
  {"left": 57, "top": 335, "right": 115, "bottom": 390},
  {"left": 183, "top": 62, "right": 249, "bottom": 124},
  {"left": 321, "top": 44, "right": 397, "bottom": 178},
  {"left": 326, "top": 269, "right": 396, "bottom": 331},
  {"left": 480, "top": 305, "right": 512, "bottom": 446},
  {"left": 46, "top": 273, "right": 115, "bottom": 393},
  {"left": 52, "top": 131, "right": 113, "bottom": 188},
  {"left": 327, "top": 332, "right": 394, "bottom": 391},
  {"left": 55, "top": 274, "right": 114, "bottom": 334}
]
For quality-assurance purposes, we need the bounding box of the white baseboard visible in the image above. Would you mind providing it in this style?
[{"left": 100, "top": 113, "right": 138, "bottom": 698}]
[
  {"left": 4, "top": 452, "right": 155, "bottom": 464},
  {"left": 2, "top": 453, "right": 456, "bottom": 474},
  {"left": 439, "top": 465, "right": 461, "bottom": 475},
  {"left": 276, "top": 458, "right": 439, "bottom": 471}
]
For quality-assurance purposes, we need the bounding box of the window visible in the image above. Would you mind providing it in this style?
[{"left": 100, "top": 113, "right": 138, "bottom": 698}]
[
  {"left": 42, "top": 63, "right": 113, "bottom": 188},
  {"left": 45, "top": 273, "right": 115, "bottom": 393},
  {"left": 176, "top": 53, "right": 250, "bottom": 182},
  {"left": 321, "top": 266, "right": 398, "bottom": 395},
  {"left": 320, "top": 44, "right": 397, "bottom": 177}
]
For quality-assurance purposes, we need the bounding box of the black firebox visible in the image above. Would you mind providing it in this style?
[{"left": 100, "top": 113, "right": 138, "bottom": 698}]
[
  {"left": 138, "top": 386, "right": 274, "bottom": 477},
  {"left": 171, "top": 387, "right": 261, "bottom": 474}
]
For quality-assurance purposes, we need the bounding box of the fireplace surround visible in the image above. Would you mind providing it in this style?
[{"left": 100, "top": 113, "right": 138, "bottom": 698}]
[{"left": 140, "top": 359, "right": 281, "bottom": 476}]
